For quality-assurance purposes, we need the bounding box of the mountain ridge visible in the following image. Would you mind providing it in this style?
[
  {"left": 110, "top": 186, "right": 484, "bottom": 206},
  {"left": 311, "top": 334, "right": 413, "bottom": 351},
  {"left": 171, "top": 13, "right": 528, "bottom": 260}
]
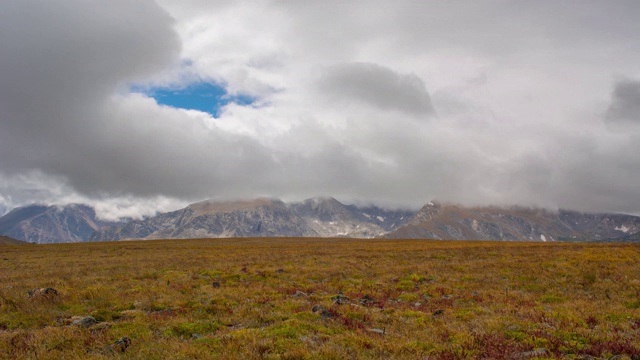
[
  {"left": 90, "top": 197, "right": 415, "bottom": 241},
  {"left": 385, "top": 201, "right": 640, "bottom": 241},
  {"left": 2, "top": 198, "right": 640, "bottom": 243},
  {"left": 0, "top": 204, "right": 120, "bottom": 244}
]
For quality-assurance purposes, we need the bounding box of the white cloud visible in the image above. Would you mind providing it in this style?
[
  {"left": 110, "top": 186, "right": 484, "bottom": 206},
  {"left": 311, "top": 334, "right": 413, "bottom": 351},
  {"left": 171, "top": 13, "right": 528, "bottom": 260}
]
[{"left": 1, "top": 0, "right": 640, "bottom": 217}]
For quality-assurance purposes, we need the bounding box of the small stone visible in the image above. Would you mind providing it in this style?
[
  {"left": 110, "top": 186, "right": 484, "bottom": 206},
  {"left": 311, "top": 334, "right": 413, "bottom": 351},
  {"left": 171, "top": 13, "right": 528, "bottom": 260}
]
[
  {"left": 104, "top": 337, "right": 131, "bottom": 353},
  {"left": 360, "top": 295, "right": 376, "bottom": 306},
  {"left": 413, "top": 302, "right": 422, "bottom": 308},
  {"left": 72, "top": 316, "right": 98, "bottom": 328},
  {"left": 28, "top": 287, "right": 59, "bottom": 298},
  {"left": 320, "top": 309, "right": 333, "bottom": 318},
  {"left": 311, "top": 304, "right": 333, "bottom": 318},
  {"left": 293, "top": 290, "right": 308, "bottom": 298},
  {"left": 367, "top": 328, "right": 385, "bottom": 334},
  {"left": 442, "top": 294, "right": 453, "bottom": 300},
  {"left": 191, "top": 333, "right": 204, "bottom": 340},
  {"left": 331, "top": 291, "right": 349, "bottom": 305}
]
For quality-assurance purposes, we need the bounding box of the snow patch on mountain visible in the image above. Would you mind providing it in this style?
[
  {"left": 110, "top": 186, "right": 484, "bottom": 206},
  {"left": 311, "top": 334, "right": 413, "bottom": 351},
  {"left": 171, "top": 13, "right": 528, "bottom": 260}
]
[{"left": 616, "top": 225, "right": 630, "bottom": 233}]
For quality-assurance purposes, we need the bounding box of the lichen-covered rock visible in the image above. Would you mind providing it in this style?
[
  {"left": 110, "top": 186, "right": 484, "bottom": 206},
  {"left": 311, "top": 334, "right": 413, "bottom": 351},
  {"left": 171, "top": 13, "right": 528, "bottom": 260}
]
[
  {"left": 293, "top": 290, "right": 308, "bottom": 298},
  {"left": 28, "top": 287, "right": 59, "bottom": 298},
  {"left": 330, "top": 291, "right": 349, "bottom": 305},
  {"left": 311, "top": 305, "right": 333, "bottom": 318},
  {"left": 360, "top": 294, "right": 376, "bottom": 306},
  {"left": 104, "top": 337, "right": 131, "bottom": 353},
  {"left": 71, "top": 316, "right": 98, "bottom": 328}
]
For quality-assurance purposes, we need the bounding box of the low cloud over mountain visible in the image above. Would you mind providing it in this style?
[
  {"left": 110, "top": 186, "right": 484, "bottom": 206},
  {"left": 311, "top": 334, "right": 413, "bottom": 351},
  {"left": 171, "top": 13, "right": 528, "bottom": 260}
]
[{"left": 2, "top": 1, "right": 640, "bottom": 218}]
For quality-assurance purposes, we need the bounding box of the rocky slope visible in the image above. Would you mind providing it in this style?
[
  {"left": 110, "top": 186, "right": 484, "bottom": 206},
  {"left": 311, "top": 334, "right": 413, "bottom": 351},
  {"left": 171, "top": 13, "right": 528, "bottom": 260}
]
[
  {"left": 386, "top": 202, "right": 640, "bottom": 241},
  {"left": 0, "top": 204, "right": 119, "bottom": 244},
  {"left": 91, "top": 197, "right": 416, "bottom": 241},
  {"left": 0, "top": 235, "right": 28, "bottom": 245},
  {"left": 346, "top": 204, "right": 414, "bottom": 232},
  {"left": 600, "top": 230, "right": 640, "bottom": 243}
]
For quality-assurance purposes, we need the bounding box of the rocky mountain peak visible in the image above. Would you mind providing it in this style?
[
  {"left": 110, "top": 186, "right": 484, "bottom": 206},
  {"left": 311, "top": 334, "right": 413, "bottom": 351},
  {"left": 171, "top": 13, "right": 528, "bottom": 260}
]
[
  {"left": 0, "top": 204, "right": 119, "bottom": 244},
  {"left": 291, "top": 197, "right": 354, "bottom": 222},
  {"left": 189, "top": 198, "right": 283, "bottom": 216},
  {"left": 409, "top": 201, "right": 444, "bottom": 225}
]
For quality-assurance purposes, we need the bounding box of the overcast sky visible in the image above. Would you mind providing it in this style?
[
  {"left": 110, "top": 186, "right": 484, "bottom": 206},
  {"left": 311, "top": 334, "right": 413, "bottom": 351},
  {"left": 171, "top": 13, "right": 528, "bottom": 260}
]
[{"left": 1, "top": 1, "right": 640, "bottom": 220}]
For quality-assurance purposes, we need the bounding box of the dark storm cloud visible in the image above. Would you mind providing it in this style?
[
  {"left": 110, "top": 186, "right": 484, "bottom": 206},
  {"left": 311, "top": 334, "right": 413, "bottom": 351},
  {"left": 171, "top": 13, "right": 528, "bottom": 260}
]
[
  {"left": 0, "top": 1, "right": 179, "bottom": 190},
  {"left": 605, "top": 79, "right": 640, "bottom": 127},
  {"left": 318, "top": 62, "right": 435, "bottom": 116}
]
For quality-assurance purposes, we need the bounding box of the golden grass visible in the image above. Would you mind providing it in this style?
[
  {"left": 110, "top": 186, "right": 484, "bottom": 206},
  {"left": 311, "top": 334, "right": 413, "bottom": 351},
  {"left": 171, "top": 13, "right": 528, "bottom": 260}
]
[{"left": 1, "top": 238, "right": 639, "bottom": 359}]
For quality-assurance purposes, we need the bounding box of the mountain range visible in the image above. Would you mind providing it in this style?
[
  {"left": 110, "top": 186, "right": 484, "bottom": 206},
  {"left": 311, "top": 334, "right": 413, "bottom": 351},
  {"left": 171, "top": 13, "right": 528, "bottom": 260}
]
[
  {"left": 1, "top": 198, "right": 639, "bottom": 243},
  {"left": 384, "top": 201, "right": 640, "bottom": 241},
  {"left": 89, "top": 197, "right": 413, "bottom": 241}
]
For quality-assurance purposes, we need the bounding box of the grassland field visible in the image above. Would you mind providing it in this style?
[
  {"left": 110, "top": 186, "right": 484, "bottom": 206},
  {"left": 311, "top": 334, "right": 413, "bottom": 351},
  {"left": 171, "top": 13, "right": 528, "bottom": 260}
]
[{"left": 0, "top": 238, "right": 639, "bottom": 359}]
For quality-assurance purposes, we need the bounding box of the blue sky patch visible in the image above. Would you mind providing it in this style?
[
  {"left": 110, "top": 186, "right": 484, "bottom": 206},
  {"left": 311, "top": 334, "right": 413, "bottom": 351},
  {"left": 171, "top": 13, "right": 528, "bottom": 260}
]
[{"left": 133, "top": 81, "right": 256, "bottom": 117}]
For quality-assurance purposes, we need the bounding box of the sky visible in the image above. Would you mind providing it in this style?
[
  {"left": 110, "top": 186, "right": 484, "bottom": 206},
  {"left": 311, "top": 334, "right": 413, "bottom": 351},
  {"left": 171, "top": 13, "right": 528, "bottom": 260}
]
[{"left": 1, "top": 1, "right": 640, "bottom": 220}]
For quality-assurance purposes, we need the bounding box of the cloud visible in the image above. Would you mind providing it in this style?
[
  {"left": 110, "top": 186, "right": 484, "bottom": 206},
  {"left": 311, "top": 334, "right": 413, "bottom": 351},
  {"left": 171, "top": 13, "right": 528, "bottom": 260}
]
[
  {"left": 0, "top": 0, "right": 180, "bottom": 171},
  {"left": 317, "top": 62, "right": 435, "bottom": 116},
  {"left": 0, "top": 170, "right": 187, "bottom": 221},
  {"left": 2, "top": 0, "right": 640, "bottom": 218},
  {"left": 605, "top": 79, "right": 640, "bottom": 128}
]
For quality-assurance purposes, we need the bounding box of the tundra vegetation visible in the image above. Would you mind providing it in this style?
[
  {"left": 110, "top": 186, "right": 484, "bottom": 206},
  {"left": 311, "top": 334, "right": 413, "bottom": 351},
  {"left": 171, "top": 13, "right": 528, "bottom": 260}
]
[{"left": 0, "top": 238, "right": 639, "bottom": 359}]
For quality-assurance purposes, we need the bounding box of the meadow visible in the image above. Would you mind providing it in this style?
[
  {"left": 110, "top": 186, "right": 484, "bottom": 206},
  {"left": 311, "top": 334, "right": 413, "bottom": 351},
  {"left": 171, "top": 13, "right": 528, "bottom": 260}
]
[{"left": 0, "top": 238, "right": 639, "bottom": 359}]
